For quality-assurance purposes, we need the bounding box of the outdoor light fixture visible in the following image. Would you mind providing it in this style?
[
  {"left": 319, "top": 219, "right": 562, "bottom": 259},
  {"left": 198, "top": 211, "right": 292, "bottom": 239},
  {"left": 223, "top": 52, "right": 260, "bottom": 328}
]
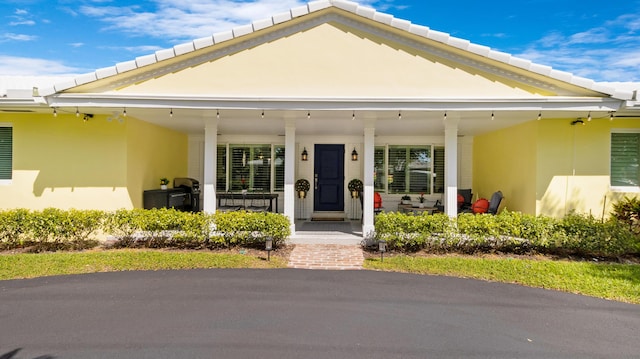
[
  {"left": 443, "top": 112, "right": 447, "bottom": 121},
  {"left": 53, "top": 108, "right": 57, "bottom": 117},
  {"left": 301, "top": 147, "right": 308, "bottom": 161},
  {"left": 398, "top": 110, "right": 402, "bottom": 120},
  {"left": 170, "top": 108, "right": 173, "bottom": 118},
  {"left": 378, "top": 239, "right": 387, "bottom": 262},
  {"left": 123, "top": 108, "right": 127, "bottom": 117},
  {"left": 610, "top": 112, "right": 615, "bottom": 121},
  {"left": 351, "top": 148, "right": 358, "bottom": 161},
  {"left": 265, "top": 236, "right": 273, "bottom": 261},
  {"left": 537, "top": 112, "right": 542, "bottom": 121},
  {"left": 491, "top": 111, "right": 495, "bottom": 121},
  {"left": 261, "top": 110, "right": 264, "bottom": 119},
  {"left": 307, "top": 111, "right": 311, "bottom": 119},
  {"left": 571, "top": 119, "right": 585, "bottom": 126},
  {"left": 216, "top": 110, "right": 220, "bottom": 119},
  {"left": 352, "top": 111, "right": 355, "bottom": 121},
  {"left": 76, "top": 107, "right": 80, "bottom": 117},
  {"left": 587, "top": 112, "right": 592, "bottom": 121}
]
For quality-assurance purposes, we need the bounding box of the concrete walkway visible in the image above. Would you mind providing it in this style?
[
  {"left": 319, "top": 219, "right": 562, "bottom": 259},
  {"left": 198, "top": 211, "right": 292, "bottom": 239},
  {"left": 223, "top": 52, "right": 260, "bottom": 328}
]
[{"left": 287, "top": 221, "right": 365, "bottom": 269}]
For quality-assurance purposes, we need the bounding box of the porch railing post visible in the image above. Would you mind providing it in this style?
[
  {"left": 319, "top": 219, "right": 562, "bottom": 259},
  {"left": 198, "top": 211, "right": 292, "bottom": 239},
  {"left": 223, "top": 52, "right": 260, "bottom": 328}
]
[
  {"left": 203, "top": 117, "right": 218, "bottom": 213},
  {"left": 444, "top": 115, "right": 459, "bottom": 217}
]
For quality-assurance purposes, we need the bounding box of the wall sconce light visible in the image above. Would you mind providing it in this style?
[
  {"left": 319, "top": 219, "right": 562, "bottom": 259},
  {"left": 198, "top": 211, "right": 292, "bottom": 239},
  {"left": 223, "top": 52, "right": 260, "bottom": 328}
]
[
  {"left": 378, "top": 239, "right": 387, "bottom": 262},
  {"left": 301, "top": 147, "right": 308, "bottom": 161},
  {"left": 351, "top": 148, "right": 358, "bottom": 161},
  {"left": 265, "top": 236, "right": 273, "bottom": 261},
  {"left": 571, "top": 119, "right": 584, "bottom": 126}
]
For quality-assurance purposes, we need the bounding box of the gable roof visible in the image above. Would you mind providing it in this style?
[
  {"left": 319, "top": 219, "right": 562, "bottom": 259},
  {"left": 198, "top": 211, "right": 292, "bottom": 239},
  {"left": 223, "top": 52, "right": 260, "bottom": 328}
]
[{"left": 40, "top": 0, "right": 633, "bottom": 101}]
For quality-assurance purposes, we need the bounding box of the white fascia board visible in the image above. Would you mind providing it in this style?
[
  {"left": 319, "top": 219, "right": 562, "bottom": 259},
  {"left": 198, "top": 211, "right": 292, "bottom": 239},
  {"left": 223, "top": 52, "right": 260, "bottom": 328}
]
[
  {"left": 155, "top": 48, "right": 176, "bottom": 62},
  {"left": 232, "top": 24, "right": 254, "bottom": 38},
  {"left": 273, "top": 11, "right": 292, "bottom": 24},
  {"left": 252, "top": 18, "right": 274, "bottom": 32},
  {"left": 174, "top": 42, "right": 195, "bottom": 56},
  {"left": 372, "top": 12, "right": 393, "bottom": 25},
  {"left": 290, "top": 5, "right": 310, "bottom": 18},
  {"left": 136, "top": 54, "right": 158, "bottom": 67},
  {"left": 95, "top": 66, "right": 118, "bottom": 79},
  {"left": 308, "top": 0, "right": 331, "bottom": 12},
  {"left": 47, "top": 94, "right": 623, "bottom": 112},
  {"left": 74, "top": 73, "right": 98, "bottom": 86},
  {"left": 213, "top": 30, "right": 234, "bottom": 44},
  {"left": 194, "top": 36, "right": 214, "bottom": 50},
  {"left": 354, "top": 5, "right": 376, "bottom": 19},
  {"left": 115, "top": 60, "right": 138, "bottom": 74}
]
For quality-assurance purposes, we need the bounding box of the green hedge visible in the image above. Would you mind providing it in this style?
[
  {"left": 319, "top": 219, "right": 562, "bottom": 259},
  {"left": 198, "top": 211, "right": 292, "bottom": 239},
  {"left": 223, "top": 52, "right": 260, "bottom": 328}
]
[
  {"left": 374, "top": 211, "right": 640, "bottom": 258},
  {"left": 0, "top": 208, "right": 291, "bottom": 251}
]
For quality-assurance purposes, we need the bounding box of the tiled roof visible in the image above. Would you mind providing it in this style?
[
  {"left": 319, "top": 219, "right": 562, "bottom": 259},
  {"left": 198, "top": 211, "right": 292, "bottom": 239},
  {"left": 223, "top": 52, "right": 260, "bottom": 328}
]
[{"left": 40, "top": 0, "right": 634, "bottom": 100}]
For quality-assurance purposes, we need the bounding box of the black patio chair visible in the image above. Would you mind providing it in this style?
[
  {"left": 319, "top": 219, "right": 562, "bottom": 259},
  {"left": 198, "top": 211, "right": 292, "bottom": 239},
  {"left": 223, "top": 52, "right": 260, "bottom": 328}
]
[{"left": 487, "top": 191, "right": 503, "bottom": 215}]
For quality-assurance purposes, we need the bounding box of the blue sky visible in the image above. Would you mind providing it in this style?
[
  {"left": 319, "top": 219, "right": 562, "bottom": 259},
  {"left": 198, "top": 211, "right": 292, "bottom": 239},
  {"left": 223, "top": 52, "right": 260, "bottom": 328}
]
[{"left": 1, "top": 0, "right": 639, "bottom": 82}]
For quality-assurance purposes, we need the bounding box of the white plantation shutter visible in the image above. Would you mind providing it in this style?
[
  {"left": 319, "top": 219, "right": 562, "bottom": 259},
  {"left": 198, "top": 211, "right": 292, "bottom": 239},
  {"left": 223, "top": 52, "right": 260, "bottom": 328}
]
[
  {"left": 611, "top": 132, "right": 640, "bottom": 187},
  {"left": 0, "top": 126, "right": 12, "bottom": 180}
]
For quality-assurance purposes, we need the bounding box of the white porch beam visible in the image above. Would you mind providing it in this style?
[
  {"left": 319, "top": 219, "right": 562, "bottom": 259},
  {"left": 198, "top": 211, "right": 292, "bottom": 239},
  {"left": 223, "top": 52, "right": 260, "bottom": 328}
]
[
  {"left": 444, "top": 115, "right": 459, "bottom": 217},
  {"left": 284, "top": 119, "right": 296, "bottom": 234},
  {"left": 203, "top": 117, "right": 218, "bottom": 213},
  {"left": 362, "top": 121, "right": 376, "bottom": 236}
]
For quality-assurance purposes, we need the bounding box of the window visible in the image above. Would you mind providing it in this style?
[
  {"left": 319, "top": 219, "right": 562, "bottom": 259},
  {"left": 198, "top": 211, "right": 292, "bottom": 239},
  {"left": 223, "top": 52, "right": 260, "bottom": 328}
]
[
  {"left": 0, "top": 125, "right": 12, "bottom": 182},
  {"left": 219, "top": 144, "right": 284, "bottom": 192},
  {"left": 611, "top": 131, "right": 640, "bottom": 188},
  {"left": 374, "top": 144, "right": 444, "bottom": 194}
]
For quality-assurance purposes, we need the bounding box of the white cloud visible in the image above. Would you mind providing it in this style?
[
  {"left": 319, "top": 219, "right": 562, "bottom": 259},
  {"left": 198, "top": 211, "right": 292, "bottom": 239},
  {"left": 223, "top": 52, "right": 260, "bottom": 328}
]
[
  {"left": 9, "top": 20, "right": 36, "bottom": 26},
  {"left": 0, "top": 55, "right": 82, "bottom": 76},
  {"left": 515, "top": 12, "right": 640, "bottom": 82},
  {"left": 1, "top": 33, "right": 37, "bottom": 41}
]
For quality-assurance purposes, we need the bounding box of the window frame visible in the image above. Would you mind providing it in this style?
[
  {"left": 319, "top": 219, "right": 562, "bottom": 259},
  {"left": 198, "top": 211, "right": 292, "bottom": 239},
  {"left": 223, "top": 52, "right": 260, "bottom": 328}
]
[
  {"left": 610, "top": 129, "right": 640, "bottom": 193},
  {"left": 0, "top": 123, "right": 13, "bottom": 185},
  {"left": 374, "top": 144, "right": 444, "bottom": 195},
  {"left": 217, "top": 143, "right": 285, "bottom": 192}
]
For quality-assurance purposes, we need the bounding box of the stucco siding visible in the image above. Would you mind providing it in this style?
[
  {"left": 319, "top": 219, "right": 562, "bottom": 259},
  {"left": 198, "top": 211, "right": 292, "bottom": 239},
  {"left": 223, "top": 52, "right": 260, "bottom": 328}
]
[
  {"left": 0, "top": 113, "right": 130, "bottom": 210},
  {"left": 537, "top": 118, "right": 640, "bottom": 218},
  {"left": 126, "top": 117, "right": 189, "bottom": 208},
  {"left": 116, "top": 22, "right": 547, "bottom": 99},
  {"left": 473, "top": 120, "right": 537, "bottom": 214}
]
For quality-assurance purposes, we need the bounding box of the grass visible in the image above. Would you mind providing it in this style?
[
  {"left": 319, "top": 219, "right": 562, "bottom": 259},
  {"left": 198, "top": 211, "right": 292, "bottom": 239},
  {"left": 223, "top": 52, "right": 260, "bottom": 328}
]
[
  {"left": 364, "top": 255, "right": 640, "bottom": 304},
  {"left": 0, "top": 249, "right": 286, "bottom": 280}
]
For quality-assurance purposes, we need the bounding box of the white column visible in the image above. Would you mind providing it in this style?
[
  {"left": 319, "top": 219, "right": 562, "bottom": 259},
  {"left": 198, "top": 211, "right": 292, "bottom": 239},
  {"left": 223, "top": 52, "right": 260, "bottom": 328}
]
[
  {"left": 284, "top": 119, "right": 296, "bottom": 234},
  {"left": 203, "top": 117, "right": 218, "bottom": 213},
  {"left": 362, "top": 122, "right": 376, "bottom": 236},
  {"left": 444, "top": 115, "right": 459, "bottom": 217}
]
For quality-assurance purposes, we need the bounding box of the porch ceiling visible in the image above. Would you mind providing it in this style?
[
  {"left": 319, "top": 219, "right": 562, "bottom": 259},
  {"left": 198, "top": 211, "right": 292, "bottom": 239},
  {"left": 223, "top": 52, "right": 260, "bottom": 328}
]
[{"left": 52, "top": 106, "right": 623, "bottom": 137}]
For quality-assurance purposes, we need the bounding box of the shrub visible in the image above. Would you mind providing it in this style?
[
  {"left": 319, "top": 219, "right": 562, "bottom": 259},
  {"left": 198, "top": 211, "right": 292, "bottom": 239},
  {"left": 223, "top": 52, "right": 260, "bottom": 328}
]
[
  {"left": 0, "top": 209, "right": 30, "bottom": 248},
  {"left": 611, "top": 196, "right": 640, "bottom": 235}
]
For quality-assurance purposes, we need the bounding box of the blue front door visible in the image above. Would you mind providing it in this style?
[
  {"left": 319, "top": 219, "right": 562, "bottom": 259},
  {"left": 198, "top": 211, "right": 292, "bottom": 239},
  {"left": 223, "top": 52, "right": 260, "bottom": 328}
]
[{"left": 314, "top": 144, "right": 344, "bottom": 212}]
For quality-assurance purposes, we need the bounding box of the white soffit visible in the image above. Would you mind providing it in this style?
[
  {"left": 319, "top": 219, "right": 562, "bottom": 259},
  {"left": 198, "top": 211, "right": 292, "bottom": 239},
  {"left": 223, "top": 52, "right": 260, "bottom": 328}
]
[{"left": 41, "top": 0, "right": 633, "bottom": 101}]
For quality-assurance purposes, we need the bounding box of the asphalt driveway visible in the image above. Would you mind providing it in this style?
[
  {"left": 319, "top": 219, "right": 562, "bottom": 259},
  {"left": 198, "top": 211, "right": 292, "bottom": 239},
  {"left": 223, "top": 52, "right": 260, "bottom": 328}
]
[{"left": 1, "top": 269, "right": 638, "bottom": 359}]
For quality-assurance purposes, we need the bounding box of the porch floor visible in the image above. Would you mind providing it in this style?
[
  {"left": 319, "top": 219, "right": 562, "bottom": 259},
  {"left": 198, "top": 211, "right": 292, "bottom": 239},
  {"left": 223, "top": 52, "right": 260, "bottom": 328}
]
[{"left": 288, "top": 220, "right": 365, "bottom": 270}]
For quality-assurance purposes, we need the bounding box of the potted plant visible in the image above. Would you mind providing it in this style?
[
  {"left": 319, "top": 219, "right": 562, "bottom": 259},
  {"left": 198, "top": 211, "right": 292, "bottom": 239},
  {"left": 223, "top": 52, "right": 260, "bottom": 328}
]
[
  {"left": 418, "top": 193, "right": 425, "bottom": 208},
  {"left": 160, "top": 177, "right": 169, "bottom": 190},
  {"left": 401, "top": 194, "right": 411, "bottom": 205},
  {"left": 295, "top": 179, "right": 310, "bottom": 198},
  {"left": 348, "top": 179, "right": 363, "bottom": 198}
]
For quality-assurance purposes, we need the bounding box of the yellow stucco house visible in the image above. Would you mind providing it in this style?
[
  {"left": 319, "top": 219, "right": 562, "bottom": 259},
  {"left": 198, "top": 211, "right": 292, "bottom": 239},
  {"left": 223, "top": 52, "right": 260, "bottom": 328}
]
[{"left": 1, "top": 0, "right": 639, "bottom": 235}]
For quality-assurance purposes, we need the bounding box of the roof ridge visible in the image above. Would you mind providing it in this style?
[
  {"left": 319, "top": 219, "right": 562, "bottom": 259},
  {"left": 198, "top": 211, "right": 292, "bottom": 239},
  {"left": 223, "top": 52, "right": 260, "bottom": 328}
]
[{"left": 39, "top": 0, "right": 633, "bottom": 100}]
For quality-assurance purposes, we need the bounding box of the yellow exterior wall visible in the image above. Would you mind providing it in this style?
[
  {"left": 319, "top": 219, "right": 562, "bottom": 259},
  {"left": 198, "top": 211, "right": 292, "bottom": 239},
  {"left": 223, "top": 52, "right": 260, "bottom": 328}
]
[
  {"left": 0, "top": 113, "right": 187, "bottom": 210},
  {"left": 126, "top": 117, "right": 188, "bottom": 208},
  {"left": 475, "top": 117, "right": 640, "bottom": 218},
  {"left": 473, "top": 121, "right": 537, "bottom": 214},
  {"left": 117, "top": 23, "right": 546, "bottom": 98}
]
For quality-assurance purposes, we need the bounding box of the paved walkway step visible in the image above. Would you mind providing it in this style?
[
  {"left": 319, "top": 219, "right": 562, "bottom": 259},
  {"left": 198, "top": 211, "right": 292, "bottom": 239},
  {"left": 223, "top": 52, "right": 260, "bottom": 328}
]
[{"left": 287, "top": 244, "right": 364, "bottom": 270}]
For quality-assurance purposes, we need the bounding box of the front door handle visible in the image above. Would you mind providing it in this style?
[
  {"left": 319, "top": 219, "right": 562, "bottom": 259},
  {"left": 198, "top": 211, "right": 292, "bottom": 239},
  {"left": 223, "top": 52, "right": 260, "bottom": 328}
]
[{"left": 314, "top": 174, "right": 318, "bottom": 190}]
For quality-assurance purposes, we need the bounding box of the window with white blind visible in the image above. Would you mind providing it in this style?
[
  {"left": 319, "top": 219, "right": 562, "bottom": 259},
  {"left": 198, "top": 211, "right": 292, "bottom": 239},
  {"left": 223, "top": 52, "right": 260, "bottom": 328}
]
[
  {"left": 219, "top": 144, "right": 284, "bottom": 192},
  {"left": 374, "top": 145, "right": 444, "bottom": 194},
  {"left": 611, "top": 131, "right": 640, "bottom": 188},
  {"left": 0, "top": 125, "right": 12, "bottom": 182}
]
